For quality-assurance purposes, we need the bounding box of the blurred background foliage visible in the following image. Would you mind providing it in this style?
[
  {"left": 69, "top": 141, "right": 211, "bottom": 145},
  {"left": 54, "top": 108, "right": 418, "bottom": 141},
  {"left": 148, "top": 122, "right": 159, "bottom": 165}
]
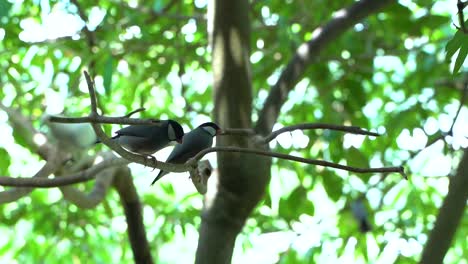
[{"left": 0, "top": 0, "right": 467, "bottom": 263}]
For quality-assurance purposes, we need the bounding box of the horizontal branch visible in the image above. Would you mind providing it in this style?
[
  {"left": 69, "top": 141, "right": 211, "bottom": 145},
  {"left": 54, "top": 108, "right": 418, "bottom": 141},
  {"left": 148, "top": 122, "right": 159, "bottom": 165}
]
[
  {"left": 190, "top": 146, "right": 406, "bottom": 178},
  {"left": 260, "top": 123, "right": 380, "bottom": 144},
  {"left": 48, "top": 114, "right": 161, "bottom": 125},
  {"left": 0, "top": 158, "right": 129, "bottom": 188},
  {"left": 0, "top": 144, "right": 406, "bottom": 189},
  {"left": 222, "top": 123, "right": 379, "bottom": 145},
  {"left": 59, "top": 152, "right": 117, "bottom": 208},
  {"left": 0, "top": 149, "right": 64, "bottom": 203}
]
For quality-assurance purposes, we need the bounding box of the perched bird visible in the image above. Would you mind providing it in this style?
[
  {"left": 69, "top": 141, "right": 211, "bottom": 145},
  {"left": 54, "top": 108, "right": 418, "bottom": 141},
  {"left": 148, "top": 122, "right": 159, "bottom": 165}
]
[
  {"left": 110, "top": 120, "right": 184, "bottom": 155},
  {"left": 351, "top": 198, "right": 372, "bottom": 233},
  {"left": 151, "top": 122, "right": 222, "bottom": 184}
]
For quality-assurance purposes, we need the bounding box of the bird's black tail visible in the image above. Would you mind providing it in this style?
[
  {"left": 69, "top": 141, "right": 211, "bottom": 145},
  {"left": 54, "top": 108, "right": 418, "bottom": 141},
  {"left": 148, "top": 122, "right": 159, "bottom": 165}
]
[
  {"left": 359, "top": 219, "right": 372, "bottom": 233},
  {"left": 151, "top": 171, "right": 165, "bottom": 185}
]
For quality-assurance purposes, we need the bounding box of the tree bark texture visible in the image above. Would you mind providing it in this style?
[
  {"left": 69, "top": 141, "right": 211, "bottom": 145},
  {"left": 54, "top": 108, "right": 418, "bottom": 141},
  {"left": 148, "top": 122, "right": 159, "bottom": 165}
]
[
  {"left": 196, "top": 1, "right": 271, "bottom": 263},
  {"left": 419, "top": 149, "right": 468, "bottom": 264}
]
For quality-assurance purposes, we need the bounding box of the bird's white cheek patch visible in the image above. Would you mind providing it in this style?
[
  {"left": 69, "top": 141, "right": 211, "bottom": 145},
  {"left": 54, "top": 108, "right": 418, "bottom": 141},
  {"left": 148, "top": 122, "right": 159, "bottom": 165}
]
[
  {"left": 168, "top": 125, "right": 176, "bottom": 141},
  {"left": 203, "top": 126, "right": 217, "bottom": 136}
]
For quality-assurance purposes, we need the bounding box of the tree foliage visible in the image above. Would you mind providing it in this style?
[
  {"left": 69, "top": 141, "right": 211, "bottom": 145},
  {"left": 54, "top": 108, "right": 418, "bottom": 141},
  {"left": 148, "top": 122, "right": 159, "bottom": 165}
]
[{"left": 0, "top": 0, "right": 467, "bottom": 263}]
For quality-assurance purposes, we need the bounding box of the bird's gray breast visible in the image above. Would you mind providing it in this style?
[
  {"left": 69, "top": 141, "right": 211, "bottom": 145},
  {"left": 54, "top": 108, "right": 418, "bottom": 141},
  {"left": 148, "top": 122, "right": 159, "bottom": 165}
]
[{"left": 167, "top": 128, "right": 213, "bottom": 163}]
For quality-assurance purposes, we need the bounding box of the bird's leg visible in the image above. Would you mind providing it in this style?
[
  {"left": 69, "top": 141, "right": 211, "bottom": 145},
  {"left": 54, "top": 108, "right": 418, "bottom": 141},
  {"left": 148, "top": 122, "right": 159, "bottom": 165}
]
[
  {"left": 141, "top": 155, "right": 156, "bottom": 168},
  {"left": 147, "top": 155, "right": 157, "bottom": 171}
]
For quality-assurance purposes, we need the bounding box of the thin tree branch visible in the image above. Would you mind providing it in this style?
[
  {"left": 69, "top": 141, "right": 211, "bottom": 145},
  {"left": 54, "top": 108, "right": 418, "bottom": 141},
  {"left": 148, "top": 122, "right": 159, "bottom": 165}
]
[
  {"left": 260, "top": 123, "right": 379, "bottom": 144},
  {"left": 70, "top": 0, "right": 97, "bottom": 47},
  {"left": 0, "top": 159, "right": 57, "bottom": 203},
  {"left": 222, "top": 123, "right": 379, "bottom": 144},
  {"left": 49, "top": 106, "right": 148, "bottom": 125},
  {"left": 0, "top": 145, "right": 64, "bottom": 203},
  {"left": 84, "top": 70, "right": 98, "bottom": 114},
  {"left": 449, "top": 80, "right": 468, "bottom": 133},
  {"left": 0, "top": 143, "right": 407, "bottom": 189},
  {"left": 48, "top": 114, "right": 161, "bottom": 125},
  {"left": 0, "top": 158, "right": 129, "bottom": 188},
  {"left": 0, "top": 101, "right": 52, "bottom": 157},
  {"left": 59, "top": 153, "right": 118, "bottom": 209},
  {"left": 59, "top": 169, "right": 115, "bottom": 208},
  {"left": 69, "top": 0, "right": 98, "bottom": 76},
  {"left": 455, "top": 0, "right": 468, "bottom": 33},
  {"left": 190, "top": 146, "right": 406, "bottom": 178},
  {"left": 406, "top": 80, "right": 468, "bottom": 164},
  {"left": 255, "top": 0, "right": 395, "bottom": 135},
  {"left": 124, "top": 107, "right": 146, "bottom": 117}
]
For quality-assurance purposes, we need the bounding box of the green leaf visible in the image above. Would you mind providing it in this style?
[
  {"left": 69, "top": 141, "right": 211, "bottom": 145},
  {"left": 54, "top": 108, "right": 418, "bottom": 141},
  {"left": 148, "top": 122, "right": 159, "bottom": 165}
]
[
  {"left": 161, "top": 182, "right": 176, "bottom": 197},
  {"left": 0, "top": 0, "right": 12, "bottom": 19},
  {"left": 321, "top": 171, "right": 343, "bottom": 201},
  {"left": 103, "top": 55, "right": 115, "bottom": 96},
  {"left": 347, "top": 147, "right": 368, "bottom": 169},
  {"left": 152, "top": 0, "right": 165, "bottom": 13},
  {"left": 445, "top": 27, "right": 468, "bottom": 69},
  {"left": 0, "top": 147, "right": 10, "bottom": 175},
  {"left": 412, "top": 15, "right": 449, "bottom": 34},
  {"left": 453, "top": 41, "right": 468, "bottom": 74},
  {"left": 279, "top": 186, "right": 314, "bottom": 221}
]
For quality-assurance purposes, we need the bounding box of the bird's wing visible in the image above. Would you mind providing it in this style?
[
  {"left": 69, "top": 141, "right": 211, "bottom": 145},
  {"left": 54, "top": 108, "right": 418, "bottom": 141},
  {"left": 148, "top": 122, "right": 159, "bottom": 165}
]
[
  {"left": 151, "top": 128, "right": 213, "bottom": 185},
  {"left": 166, "top": 129, "right": 213, "bottom": 163},
  {"left": 114, "top": 124, "right": 164, "bottom": 138}
]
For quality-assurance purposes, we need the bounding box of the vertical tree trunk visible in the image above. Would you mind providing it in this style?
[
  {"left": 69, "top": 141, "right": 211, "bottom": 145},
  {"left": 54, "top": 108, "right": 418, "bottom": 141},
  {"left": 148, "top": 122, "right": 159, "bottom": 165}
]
[
  {"left": 420, "top": 149, "right": 468, "bottom": 263},
  {"left": 195, "top": 1, "right": 271, "bottom": 263}
]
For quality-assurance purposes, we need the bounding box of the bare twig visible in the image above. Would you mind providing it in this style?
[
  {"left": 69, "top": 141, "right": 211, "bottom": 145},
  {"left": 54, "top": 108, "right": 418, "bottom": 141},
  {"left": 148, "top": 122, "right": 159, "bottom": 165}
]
[
  {"left": 406, "top": 80, "right": 468, "bottom": 164},
  {"left": 124, "top": 108, "right": 146, "bottom": 118},
  {"left": 449, "top": 81, "right": 468, "bottom": 133},
  {"left": 222, "top": 123, "right": 378, "bottom": 144},
  {"left": 0, "top": 143, "right": 407, "bottom": 189},
  {"left": 261, "top": 123, "right": 379, "bottom": 144},
  {"left": 69, "top": 0, "right": 98, "bottom": 75},
  {"left": 189, "top": 146, "right": 406, "bottom": 178},
  {"left": 0, "top": 148, "right": 63, "bottom": 202},
  {"left": 0, "top": 158, "right": 129, "bottom": 188},
  {"left": 84, "top": 71, "right": 98, "bottom": 114},
  {"left": 70, "top": 0, "right": 97, "bottom": 46},
  {"left": 455, "top": 0, "right": 468, "bottom": 33},
  {"left": 59, "top": 152, "right": 117, "bottom": 208},
  {"left": 48, "top": 115, "right": 161, "bottom": 125}
]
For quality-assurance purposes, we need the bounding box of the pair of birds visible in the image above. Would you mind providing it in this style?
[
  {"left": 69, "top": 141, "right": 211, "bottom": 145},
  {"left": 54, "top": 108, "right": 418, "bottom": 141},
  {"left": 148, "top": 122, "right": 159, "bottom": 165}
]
[{"left": 109, "top": 120, "right": 222, "bottom": 184}]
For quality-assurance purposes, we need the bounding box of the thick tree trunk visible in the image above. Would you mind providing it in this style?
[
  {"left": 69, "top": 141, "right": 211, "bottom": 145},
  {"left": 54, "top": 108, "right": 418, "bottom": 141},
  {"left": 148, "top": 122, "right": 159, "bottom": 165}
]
[
  {"left": 195, "top": 1, "right": 271, "bottom": 263},
  {"left": 419, "top": 149, "right": 468, "bottom": 263}
]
